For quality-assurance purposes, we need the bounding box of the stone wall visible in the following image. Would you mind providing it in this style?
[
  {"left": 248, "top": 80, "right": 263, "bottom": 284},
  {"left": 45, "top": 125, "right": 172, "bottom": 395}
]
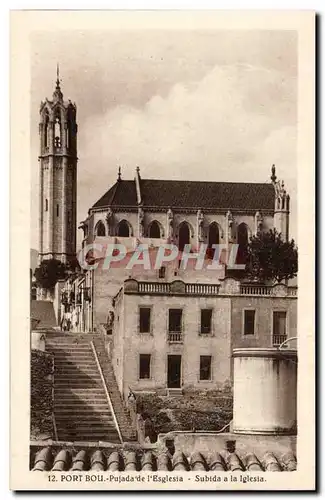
[
  {"left": 114, "top": 292, "right": 232, "bottom": 400},
  {"left": 30, "top": 350, "right": 54, "bottom": 440},
  {"left": 133, "top": 386, "right": 233, "bottom": 439}
]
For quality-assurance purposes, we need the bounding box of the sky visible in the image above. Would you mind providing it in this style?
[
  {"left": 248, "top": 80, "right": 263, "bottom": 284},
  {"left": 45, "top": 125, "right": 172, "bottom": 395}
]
[{"left": 30, "top": 29, "right": 297, "bottom": 250}]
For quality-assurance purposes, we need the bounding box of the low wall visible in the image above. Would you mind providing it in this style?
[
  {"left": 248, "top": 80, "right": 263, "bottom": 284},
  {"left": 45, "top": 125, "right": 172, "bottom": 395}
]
[
  {"left": 31, "top": 331, "right": 46, "bottom": 351},
  {"left": 158, "top": 432, "right": 297, "bottom": 457},
  {"left": 31, "top": 349, "right": 54, "bottom": 440}
]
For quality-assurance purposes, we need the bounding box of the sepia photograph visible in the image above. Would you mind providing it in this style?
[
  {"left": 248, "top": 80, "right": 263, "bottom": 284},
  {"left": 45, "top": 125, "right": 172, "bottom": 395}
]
[{"left": 10, "top": 10, "right": 315, "bottom": 491}]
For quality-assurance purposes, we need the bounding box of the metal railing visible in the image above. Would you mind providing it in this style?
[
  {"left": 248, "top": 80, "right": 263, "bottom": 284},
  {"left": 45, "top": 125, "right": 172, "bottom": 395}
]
[
  {"left": 168, "top": 332, "right": 183, "bottom": 343},
  {"left": 273, "top": 334, "right": 287, "bottom": 347}
]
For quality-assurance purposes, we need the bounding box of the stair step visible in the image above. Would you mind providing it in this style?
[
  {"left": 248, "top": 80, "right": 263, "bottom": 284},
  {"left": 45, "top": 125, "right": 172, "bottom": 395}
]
[
  {"left": 54, "top": 392, "right": 107, "bottom": 399},
  {"left": 55, "top": 415, "right": 114, "bottom": 423},
  {"left": 57, "top": 434, "right": 120, "bottom": 443},
  {"left": 52, "top": 353, "right": 94, "bottom": 358},
  {"left": 54, "top": 404, "right": 110, "bottom": 411},
  {"left": 54, "top": 383, "right": 103, "bottom": 389},
  {"left": 49, "top": 347, "right": 92, "bottom": 351},
  {"left": 47, "top": 344, "right": 96, "bottom": 348},
  {"left": 54, "top": 374, "right": 102, "bottom": 380},
  {"left": 56, "top": 426, "right": 118, "bottom": 433}
]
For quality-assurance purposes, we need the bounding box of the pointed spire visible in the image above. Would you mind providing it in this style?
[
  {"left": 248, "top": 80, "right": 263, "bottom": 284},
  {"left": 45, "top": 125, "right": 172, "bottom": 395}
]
[
  {"left": 117, "top": 166, "right": 122, "bottom": 181},
  {"left": 271, "top": 164, "right": 277, "bottom": 183},
  {"left": 53, "top": 63, "right": 63, "bottom": 102},
  {"left": 56, "top": 63, "right": 60, "bottom": 88}
]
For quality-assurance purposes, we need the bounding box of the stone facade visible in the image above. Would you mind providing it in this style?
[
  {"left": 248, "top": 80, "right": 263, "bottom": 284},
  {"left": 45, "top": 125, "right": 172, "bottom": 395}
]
[
  {"left": 110, "top": 278, "right": 297, "bottom": 400},
  {"left": 38, "top": 71, "right": 78, "bottom": 265}
]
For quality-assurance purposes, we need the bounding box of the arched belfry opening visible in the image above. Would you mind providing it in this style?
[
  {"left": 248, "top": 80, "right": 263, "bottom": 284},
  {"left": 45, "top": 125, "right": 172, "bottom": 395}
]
[
  {"left": 117, "top": 220, "right": 132, "bottom": 237},
  {"left": 178, "top": 222, "right": 190, "bottom": 252},
  {"left": 44, "top": 110, "right": 49, "bottom": 149},
  {"left": 54, "top": 112, "right": 61, "bottom": 148},
  {"left": 148, "top": 220, "right": 161, "bottom": 239},
  {"left": 237, "top": 223, "right": 249, "bottom": 265}
]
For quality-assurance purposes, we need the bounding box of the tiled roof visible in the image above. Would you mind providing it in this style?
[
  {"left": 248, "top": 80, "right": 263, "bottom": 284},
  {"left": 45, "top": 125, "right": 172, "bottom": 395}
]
[
  {"left": 92, "top": 179, "right": 275, "bottom": 211},
  {"left": 31, "top": 300, "right": 57, "bottom": 329},
  {"left": 31, "top": 444, "right": 296, "bottom": 472}
]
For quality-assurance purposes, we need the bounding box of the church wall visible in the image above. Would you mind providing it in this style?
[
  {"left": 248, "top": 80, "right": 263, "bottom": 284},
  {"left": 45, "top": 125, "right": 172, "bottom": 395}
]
[
  {"left": 41, "top": 166, "right": 49, "bottom": 255},
  {"left": 52, "top": 165, "right": 64, "bottom": 256},
  {"left": 88, "top": 208, "right": 276, "bottom": 250}
]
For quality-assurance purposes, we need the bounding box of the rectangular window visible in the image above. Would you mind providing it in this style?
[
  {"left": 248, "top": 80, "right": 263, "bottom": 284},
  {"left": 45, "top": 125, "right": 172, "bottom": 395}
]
[
  {"left": 45, "top": 198, "right": 48, "bottom": 212},
  {"left": 168, "top": 309, "right": 182, "bottom": 332},
  {"left": 139, "top": 354, "right": 151, "bottom": 379},
  {"left": 244, "top": 310, "right": 255, "bottom": 335},
  {"left": 56, "top": 204, "right": 59, "bottom": 217},
  {"left": 159, "top": 266, "right": 166, "bottom": 279},
  {"left": 201, "top": 309, "right": 213, "bottom": 334},
  {"left": 200, "top": 356, "right": 212, "bottom": 381},
  {"left": 139, "top": 307, "right": 151, "bottom": 333},
  {"left": 273, "top": 311, "right": 287, "bottom": 336}
]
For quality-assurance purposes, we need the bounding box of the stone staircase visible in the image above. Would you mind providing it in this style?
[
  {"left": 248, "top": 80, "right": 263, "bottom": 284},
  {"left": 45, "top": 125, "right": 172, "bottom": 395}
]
[
  {"left": 92, "top": 337, "right": 137, "bottom": 441},
  {"left": 46, "top": 334, "right": 128, "bottom": 443}
]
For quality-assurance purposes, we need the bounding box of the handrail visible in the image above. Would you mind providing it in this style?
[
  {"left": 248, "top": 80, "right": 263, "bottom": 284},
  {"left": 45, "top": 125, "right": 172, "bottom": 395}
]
[
  {"left": 279, "top": 336, "right": 298, "bottom": 350},
  {"left": 90, "top": 341, "right": 123, "bottom": 444},
  {"left": 52, "top": 412, "right": 58, "bottom": 441}
]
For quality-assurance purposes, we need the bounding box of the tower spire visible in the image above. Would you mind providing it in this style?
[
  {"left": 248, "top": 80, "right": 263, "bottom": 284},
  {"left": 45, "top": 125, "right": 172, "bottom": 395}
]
[
  {"left": 56, "top": 62, "right": 60, "bottom": 88},
  {"left": 53, "top": 63, "right": 63, "bottom": 101}
]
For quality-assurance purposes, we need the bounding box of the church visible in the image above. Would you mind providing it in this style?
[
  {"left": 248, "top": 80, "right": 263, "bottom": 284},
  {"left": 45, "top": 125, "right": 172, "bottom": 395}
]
[{"left": 35, "top": 76, "right": 297, "bottom": 396}]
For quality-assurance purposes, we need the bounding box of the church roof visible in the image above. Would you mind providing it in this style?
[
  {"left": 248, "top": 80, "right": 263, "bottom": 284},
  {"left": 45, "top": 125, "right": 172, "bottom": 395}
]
[{"left": 92, "top": 178, "right": 275, "bottom": 211}]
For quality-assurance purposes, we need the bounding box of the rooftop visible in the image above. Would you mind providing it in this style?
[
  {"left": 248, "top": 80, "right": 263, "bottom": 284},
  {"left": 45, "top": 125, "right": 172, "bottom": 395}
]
[
  {"left": 92, "top": 178, "right": 275, "bottom": 212},
  {"left": 30, "top": 441, "right": 297, "bottom": 472}
]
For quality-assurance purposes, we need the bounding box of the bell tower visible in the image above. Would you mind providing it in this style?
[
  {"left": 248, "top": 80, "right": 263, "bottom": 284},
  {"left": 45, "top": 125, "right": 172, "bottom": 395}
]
[{"left": 38, "top": 66, "right": 78, "bottom": 265}]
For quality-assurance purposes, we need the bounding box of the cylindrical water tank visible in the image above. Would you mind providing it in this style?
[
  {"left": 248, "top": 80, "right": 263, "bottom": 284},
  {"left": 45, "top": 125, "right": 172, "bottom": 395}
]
[{"left": 233, "top": 348, "right": 297, "bottom": 435}]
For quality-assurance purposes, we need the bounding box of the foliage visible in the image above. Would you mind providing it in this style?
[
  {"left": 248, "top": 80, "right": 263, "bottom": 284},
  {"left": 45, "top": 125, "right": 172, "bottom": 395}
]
[
  {"left": 245, "top": 228, "right": 298, "bottom": 283},
  {"left": 30, "top": 350, "right": 54, "bottom": 439},
  {"left": 136, "top": 391, "right": 233, "bottom": 434},
  {"left": 34, "top": 258, "right": 68, "bottom": 290}
]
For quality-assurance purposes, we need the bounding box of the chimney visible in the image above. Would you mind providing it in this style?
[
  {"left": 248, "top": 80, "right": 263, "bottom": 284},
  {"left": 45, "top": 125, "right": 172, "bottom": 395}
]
[{"left": 232, "top": 348, "right": 297, "bottom": 435}]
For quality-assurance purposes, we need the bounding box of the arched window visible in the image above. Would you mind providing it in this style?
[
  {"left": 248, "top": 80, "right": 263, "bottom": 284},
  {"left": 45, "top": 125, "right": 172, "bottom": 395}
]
[
  {"left": 208, "top": 222, "right": 220, "bottom": 249},
  {"left": 45, "top": 198, "right": 48, "bottom": 212},
  {"left": 148, "top": 220, "right": 161, "bottom": 239},
  {"left": 237, "top": 223, "right": 249, "bottom": 265},
  {"left": 54, "top": 115, "right": 61, "bottom": 147},
  {"left": 178, "top": 221, "right": 190, "bottom": 252},
  {"left": 95, "top": 220, "right": 106, "bottom": 237},
  {"left": 117, "top": 220, "right": 131, "bottom": 237},
  {"left": 44, "top": 111, "right": 49, "bottom": 148}
]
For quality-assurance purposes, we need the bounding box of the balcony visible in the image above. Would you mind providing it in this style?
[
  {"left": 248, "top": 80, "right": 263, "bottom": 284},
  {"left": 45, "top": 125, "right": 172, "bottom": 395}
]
[
  {"left": 168, "top": 332, "right": 183, "bottom": 343},
  {"left": 240, "top": 284, "right": 272, "bottom": 296},
  {"left": 273, "top": 334, "right": 287, "bottom": 347}
]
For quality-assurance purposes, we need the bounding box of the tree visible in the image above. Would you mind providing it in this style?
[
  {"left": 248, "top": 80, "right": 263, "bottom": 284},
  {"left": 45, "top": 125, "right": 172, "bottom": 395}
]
[
  {"left": 245, "top": 229, "right": 298, "bottom": 283},
  {"left": 34, "top": 259, "right": 68, "bottom": 290}
]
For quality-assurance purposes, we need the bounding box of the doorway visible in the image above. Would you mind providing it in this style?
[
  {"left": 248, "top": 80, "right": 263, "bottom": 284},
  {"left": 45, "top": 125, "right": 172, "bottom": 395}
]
[{"left": 167, "top": 355, "right": 182, "bottom": 388}]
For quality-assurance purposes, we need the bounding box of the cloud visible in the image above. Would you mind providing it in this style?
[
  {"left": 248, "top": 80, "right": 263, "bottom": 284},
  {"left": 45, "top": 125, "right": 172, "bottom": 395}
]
[{"left": 77, "top": 63, "right": 296, "bottom": 242}]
